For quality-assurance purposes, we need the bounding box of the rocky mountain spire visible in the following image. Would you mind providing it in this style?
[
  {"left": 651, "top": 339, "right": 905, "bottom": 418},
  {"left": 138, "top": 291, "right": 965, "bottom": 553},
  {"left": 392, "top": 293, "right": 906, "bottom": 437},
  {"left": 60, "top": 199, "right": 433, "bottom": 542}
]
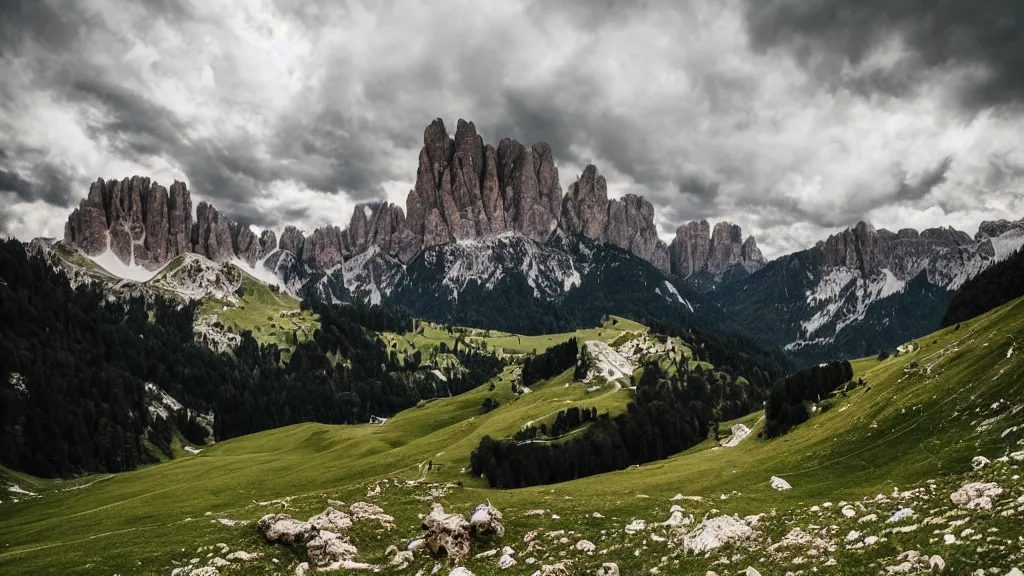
[
  {"left": 61, "top": 119, "right": 682, "bottom": 275},
  {"left": 64, "top": 176, "right": 195, "bottom": 269},
  {"left": 669, "top": 220, "right": 765, "bottom": 279},
  {"left": 560, "top": 165, "right": 669, "bottom": 272}
]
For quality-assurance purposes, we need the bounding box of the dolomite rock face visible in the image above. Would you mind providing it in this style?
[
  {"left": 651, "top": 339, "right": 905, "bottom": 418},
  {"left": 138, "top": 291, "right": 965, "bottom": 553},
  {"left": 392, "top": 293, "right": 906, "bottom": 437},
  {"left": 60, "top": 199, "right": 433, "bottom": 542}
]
[
  {"left": 820, "top": 221, "right": 983, "bottom": 280},
  {"left": 64, "top": 176, "right": 195, "bottom": 269},
  {"left": 62, "top": 121, "right": 677, "bottom": 276},
  {"left": 231, "top": 224, "right": 277, "bottom": 266},
  {"left": 561, "top": 165, "right": 669, "bottom": 272},
  {"left": 192, "top": 201, "right": 235, "bottom": 262},
  {"left": 399, "top": 118, "right": 563, "bottom": 262},
  {"left": 279, "top": 225, "right": 306, "bottom": 257},
  {"left": 669, "top": 220, "right": 764, "bottom": 280}
]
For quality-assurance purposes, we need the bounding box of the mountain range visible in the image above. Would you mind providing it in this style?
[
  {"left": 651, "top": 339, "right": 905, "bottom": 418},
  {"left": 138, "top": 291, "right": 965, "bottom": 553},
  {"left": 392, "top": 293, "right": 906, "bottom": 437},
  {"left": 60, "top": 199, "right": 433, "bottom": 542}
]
[{"left": 48, "top": 118, "right": 1024, "bottom": 366}]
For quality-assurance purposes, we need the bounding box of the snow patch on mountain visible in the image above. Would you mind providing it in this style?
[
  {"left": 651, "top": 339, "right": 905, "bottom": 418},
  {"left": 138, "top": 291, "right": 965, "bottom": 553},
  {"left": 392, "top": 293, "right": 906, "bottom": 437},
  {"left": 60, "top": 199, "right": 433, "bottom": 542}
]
[
  {"left": 89, "top": 248, "right": 162, "bottom": 283},
  {"left": 342, "top": 246, "right": 406, "bottom": 306},
  {"left": 989, "top": 229, "right": 1024, "bottom": 261},
  {"left": 798, "top": 268, "right": 906, "bottom": 344},
  {"left": 232, "top": 255, "right": 286, "bottom": 293},
  {"left": 145, "top": 382, "right": 184, "bottom": 420},
  {"left": 658, "top": 280, "right": 694, "bottom": 312}
]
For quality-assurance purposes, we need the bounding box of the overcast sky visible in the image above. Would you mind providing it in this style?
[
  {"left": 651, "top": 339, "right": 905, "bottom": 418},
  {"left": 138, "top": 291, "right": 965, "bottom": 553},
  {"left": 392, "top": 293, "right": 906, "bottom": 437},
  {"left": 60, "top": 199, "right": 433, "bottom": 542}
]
[{"left": 2, "top": 0, "right": 1023, "bottom": 258}]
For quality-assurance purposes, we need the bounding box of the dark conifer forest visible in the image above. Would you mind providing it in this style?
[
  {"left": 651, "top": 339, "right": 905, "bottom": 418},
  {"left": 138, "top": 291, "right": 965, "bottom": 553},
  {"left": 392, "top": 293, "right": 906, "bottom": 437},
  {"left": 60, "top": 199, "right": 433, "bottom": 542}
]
[
  {"left": 943, "top": 248, "right": 1024, "bottom": 327},
  {"left": 0, "top": 240, "right": 504, "bottom": 477},
  {"left": 470, "top": 357, "right": 764, "bottom": 488},
  {"left": 521, "top": 337, "right": 579, "bottom": 386},
  {"left": 763, "top": 360, "right": 854, "bottom": 438}
]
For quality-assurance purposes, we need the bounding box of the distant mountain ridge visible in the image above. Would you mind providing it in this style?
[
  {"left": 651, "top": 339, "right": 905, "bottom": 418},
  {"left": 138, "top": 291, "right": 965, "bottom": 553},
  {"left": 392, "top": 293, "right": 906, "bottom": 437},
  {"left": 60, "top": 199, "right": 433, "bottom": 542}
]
[
  {"left": 57, "top": 118, "right": 766, "bottom": 284},
  {"left": 712, "top": 218, "right": 1024, "bottom": 365},
  {"left": 46, "top": 118, "right": 1024, "bottom": 367}
]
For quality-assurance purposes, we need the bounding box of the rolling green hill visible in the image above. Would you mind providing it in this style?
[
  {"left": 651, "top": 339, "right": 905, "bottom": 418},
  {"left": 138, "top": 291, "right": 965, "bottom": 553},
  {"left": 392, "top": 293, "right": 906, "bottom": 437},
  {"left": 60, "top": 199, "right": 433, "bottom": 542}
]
[{"left": 2, "top": 300, "right": 1023, "bottom": 575}]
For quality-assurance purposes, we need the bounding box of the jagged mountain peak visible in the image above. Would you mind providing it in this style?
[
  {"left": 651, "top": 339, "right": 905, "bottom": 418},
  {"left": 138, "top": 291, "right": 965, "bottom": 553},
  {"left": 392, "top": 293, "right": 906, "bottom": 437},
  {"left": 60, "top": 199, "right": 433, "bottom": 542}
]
[{"left": 668, "top": 219, "right": 765, "bottom": 282}]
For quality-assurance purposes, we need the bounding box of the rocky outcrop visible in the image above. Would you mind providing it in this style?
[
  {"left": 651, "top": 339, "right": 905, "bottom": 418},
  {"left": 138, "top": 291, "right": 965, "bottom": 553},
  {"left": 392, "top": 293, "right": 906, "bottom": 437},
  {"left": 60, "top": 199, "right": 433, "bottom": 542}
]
[
  {"left": 820, "top": 221, "right": 983, "bottom": 278},
  {"left": 669, "top": 220, "right": 764, "bottom": 279},
  {"left": 231, "top": 223, "right": 277, "bottom": 266},
  {"left": 279, "top": 225, "right": 306, "bottom": 257},
  {"left": 561, "top": 166, "right": 669, "bottom": 271},
  {"left": 64, "top": 177, "right": 195, "bottom": 269},
  {"left": 62, "top": 120, "right": 730, "bottom": 281},
  {"left": 976, "top": 217, "right": 1024, "bottom": 240},
  {"left": 192, "top": 202, "right": 235, "bottom": 262},
  {"left": 561, "top": 165, "right": 608, "bottom": 239},
  {"left": 398, "top": 119, "right": 563, "bottom": 262},
  {"left": 64, "top": 179, "right": 111, "bottom": 256},
  {"left": 304, "top": 226, "right": 345, "bottom": 270},
  {"left": 605, "top": 194, "right": 670, "bottom": 272}
]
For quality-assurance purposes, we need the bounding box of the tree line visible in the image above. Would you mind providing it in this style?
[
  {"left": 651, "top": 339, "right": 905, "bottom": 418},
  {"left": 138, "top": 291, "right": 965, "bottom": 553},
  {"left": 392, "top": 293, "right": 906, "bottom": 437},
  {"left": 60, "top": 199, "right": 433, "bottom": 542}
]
[
  {"left": 943, "top": 247, "right": 1024, "bottom": 327},
  {"left": 0, "top": 239, "right": 505, "bottom": 477},
  {"left": 471, "top": 359, "right": 737, "bottom": 488},
  {"left": 512, "top": 406, "right": 599, "bottom": 442},
  {"left": 521, "top": 338, "right": 579, "bottom": 386},
  {"left": 763, "top": 360, "right": 853, "bottom": 438}
]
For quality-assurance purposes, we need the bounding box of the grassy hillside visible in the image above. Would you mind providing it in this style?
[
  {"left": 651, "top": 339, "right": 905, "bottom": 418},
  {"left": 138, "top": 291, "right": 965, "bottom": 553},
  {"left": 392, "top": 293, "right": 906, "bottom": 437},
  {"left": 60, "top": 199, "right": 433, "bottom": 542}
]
[
  {"left": 198, "top": 272, "right": 319, "bottom": 351},
  {"left": 2, "top": 303, "right": 1023, "bottom": 575}
]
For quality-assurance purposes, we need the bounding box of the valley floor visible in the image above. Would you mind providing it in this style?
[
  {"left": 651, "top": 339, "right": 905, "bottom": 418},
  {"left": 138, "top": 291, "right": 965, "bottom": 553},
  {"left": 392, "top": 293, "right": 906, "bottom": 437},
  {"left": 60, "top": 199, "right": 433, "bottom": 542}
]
[{"left": 2, "top": 301, "right": 1024, "bottom": 575}]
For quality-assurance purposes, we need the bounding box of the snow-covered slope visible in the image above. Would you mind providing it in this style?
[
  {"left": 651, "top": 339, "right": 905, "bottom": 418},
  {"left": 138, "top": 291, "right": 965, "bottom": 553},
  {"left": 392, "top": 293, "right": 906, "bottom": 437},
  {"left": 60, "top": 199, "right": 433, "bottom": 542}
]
[{"left": 716, "top": 222, "right": 1024, "bottom": 366}]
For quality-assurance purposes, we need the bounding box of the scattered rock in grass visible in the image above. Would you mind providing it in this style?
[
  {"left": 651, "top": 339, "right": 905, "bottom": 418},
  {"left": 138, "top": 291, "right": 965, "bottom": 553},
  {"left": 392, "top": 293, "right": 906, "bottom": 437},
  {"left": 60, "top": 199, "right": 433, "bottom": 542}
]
[
  {"left": 309, "top": 507, "right": 354, "bottom": 532},
  {"left": 498, "top": 553, "right": 517, "bottom": 569},
  {"left": 770, "top": 476, "right": 792, "bottom": 491},
  {"left": 389, "top": 550, "right": 415, "bottom": 569},
  {"left": 681, "top": 515, "right": 755, "bottom": 555},
  {"left": 722, "top": 424, "right": 752, "bottom": 448},
  {"left": 662, "top": 509, "right": 692, "bottom": 528},
  {"left": 257, "top": 514, "right": 317, "bottom": 545},
  {"left": 625, "top": 520, "right": 646, "bottom": 534},
  {"left": 744, "top": 568, "right": 762, "bottom": 576},
  {"left": 225, "top": 551, "right": 260, "bottom": 562},
  {"left": 596, "top": 563, "right": 620, "bottom": 576},
  {"left": 575, "top": 539, "right": 596, "bottom": 554},
  {"left": 529, "top": 560, "right": 571, "bottom": 575},
  {"left": 449, "top": 568, "right": 475, "bottom": 576},
  {"left": 294, "top": 563, "right": 310, "bottom": 576},
  {"left": 474, "top": 549, "right": 498, "bottom": 559},
  {"left": 306, "top": 530, "right": 361, "bottom": 569},
  {"left": 972, "top": 456, "right": 992, "bottom": 470},
  {"left": 350, "top": 502, "right": 396, "bottom": 530},
  {"left": 859, "top": 514, "right": 878, "bottom": 523},
  {"left": 469, "top": 502, "right": 505, "bottom": 538},
  {"left": 421, "top": 503, "right": 472, "bottom": 558},
  {"left": 950, "top": 482, "right": 1003, "bottom": 509},
  {"left": 887, "top": 508, "right": 916, "bottom": 523},
  {"left": 929, "top": 555, "right": 945, "bottom": 572}
]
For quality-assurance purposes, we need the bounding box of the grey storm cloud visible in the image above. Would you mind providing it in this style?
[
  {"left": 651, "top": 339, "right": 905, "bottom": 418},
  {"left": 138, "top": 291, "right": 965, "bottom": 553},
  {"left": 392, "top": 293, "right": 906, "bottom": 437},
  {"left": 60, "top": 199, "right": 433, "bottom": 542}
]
[
  {"left": 0, "top": 0, "right": 1022, "bottom": 257},
  {"left": 742, "top": 0, "right": 1024, "bottom": 112},
  {"left": 896, "top": 157, "right": 953, "bottom": 202}
]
